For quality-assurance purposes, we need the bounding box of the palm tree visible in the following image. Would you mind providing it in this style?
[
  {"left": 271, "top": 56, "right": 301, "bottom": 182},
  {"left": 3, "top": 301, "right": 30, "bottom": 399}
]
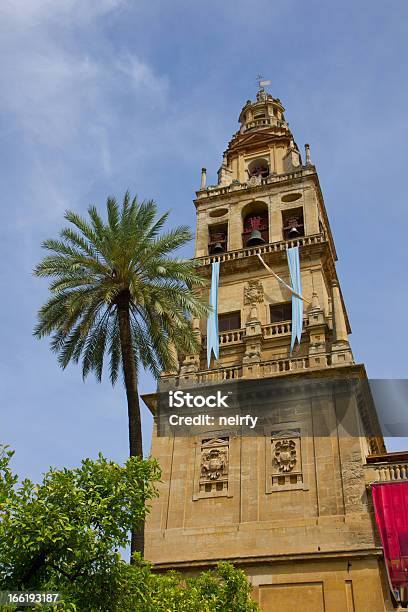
[{"left": 34, "top": 192, "right": 208, "bottom": 557}]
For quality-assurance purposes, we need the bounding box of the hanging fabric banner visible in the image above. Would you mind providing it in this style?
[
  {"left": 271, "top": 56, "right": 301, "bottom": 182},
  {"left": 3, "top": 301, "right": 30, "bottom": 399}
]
[
  {"left": 207, "top": 261, "right": 220, "bottom": 368},
  {"left": 286, "top": 246, "right": 303, "bottom": 353},
  {"left": 257, "top": 253, "right": 308, "bottom": 303},
  {"left": 372, "top": 482, "right": 408, "bottom": 604}
]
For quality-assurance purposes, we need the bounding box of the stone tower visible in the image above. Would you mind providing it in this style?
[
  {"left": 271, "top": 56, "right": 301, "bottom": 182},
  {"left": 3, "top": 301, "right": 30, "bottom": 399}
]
[{"left": 143, "top": 87, "right": 396, "bottom": 611}]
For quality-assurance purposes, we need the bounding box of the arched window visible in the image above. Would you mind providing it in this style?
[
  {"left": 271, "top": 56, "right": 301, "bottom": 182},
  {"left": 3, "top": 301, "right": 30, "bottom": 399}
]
[
  {"left": 247, "top": 158, "right": 269, "bottom": 179},
  {"left": 282, "top": 207, "right": 304, "bottom": 240},
  {"left": 208, "top": 223, "right": 228, "bottom": 254}
]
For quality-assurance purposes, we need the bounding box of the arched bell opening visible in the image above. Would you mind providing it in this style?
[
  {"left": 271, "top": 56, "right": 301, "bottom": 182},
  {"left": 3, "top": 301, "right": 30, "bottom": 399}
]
[
  {"left": 282, "top": 207, "right": 305, "bottom": 240},
  {"left": 247, "top": 157, "right": 270, "bottom": 179},
  {"left": 208, "top": 223, "right": 228, "bottom": 255},
  {"left": 241, "top": 202, "right": 269, "bottom": 248}
]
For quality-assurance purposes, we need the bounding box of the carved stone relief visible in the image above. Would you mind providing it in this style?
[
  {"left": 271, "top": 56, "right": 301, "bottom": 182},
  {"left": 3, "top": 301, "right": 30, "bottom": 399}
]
[
  {"left": 244, "top": 280, "right": 264, "bottom": 322},
  {"left": 273, "top": 439, "right": 297, "bottom": 472},
  {"left": 201, "top": 448, "right": 228, "bottom": 480},
  {"left": 247, "top": 174, "right": 262, "bottom": 187},
  {"left": 197, "top": 437, "right": 229, "bottom": 496},
  {"left": 244, "top": 280, "right": 264, "bottom": 305},
  {"left": 266, "top": 428, "right": 307, "bottom": 492}
]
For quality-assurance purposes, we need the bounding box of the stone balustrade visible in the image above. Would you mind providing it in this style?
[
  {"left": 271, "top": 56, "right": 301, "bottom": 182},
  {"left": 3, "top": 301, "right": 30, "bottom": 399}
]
[
  {"left": 196, "top": 365, "right": 242, "bottom": 383},
  {"left": 196, "top": 166, "right": 315, "bottom": 199},
  {"left": 263, "top": 321, "right": 292, "bottom": 337},
  {"left": 164, "top": 354, "right": 334, "bottom": 384},
  {"left": 219, "top": 328, "right": 245, "bottom": 345},
  {"left": 202, "top": 329, "right": 245, "bottom": 349},
  {"left": 160, "top": 349, "right": 336, "bottom": 384},
  {"left": 196, "top": 233, "right": 325, "bottom": 267},
  {"left": 241, "top": 117, "right": 288, "bottom": 132},
  {"left": 202, "top": 319, "right": 305, "bottom": 350},
  {"left": 262, "top": 320, "right": 306, "bottom": 339},
  {"left": 364, "top": 453, "right": 408, "bottom": 485},
  {"left": 259, "top": 356, "right": 313, "bottom": 375}
]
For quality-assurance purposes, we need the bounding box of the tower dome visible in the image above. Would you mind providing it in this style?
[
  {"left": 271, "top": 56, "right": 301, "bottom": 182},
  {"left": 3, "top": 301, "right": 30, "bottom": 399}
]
[{"left": 238, "top": 89, "right": 287, "bottom": 134}]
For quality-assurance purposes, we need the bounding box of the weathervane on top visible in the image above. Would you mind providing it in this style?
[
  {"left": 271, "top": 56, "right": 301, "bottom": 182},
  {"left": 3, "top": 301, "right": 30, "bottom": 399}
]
[{"left": 256, "top": 74, "right": 272, "bottom": 91}]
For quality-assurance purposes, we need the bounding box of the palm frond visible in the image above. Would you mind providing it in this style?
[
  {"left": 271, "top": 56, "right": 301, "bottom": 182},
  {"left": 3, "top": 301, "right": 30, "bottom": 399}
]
[{"left": 34, "top": 192, "right": 210, "bottom": 386}]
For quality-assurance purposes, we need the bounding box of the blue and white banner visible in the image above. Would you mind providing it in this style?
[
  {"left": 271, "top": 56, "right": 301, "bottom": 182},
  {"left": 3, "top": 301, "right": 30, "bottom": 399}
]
[
  {"left": 207, "top": 261, "right": 220, "bottom": 367},
  {"left": 286, "top": 246, "right": 303, "bottom": 353}
]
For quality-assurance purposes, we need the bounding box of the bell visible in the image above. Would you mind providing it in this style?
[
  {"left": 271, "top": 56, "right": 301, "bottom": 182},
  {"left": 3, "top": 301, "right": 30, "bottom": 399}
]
[
  {"left": 288, "top": 226, "right": 300, "bottom": 237},
  {"left": 211, "top": 242, "right": 224, "bottom": 254},
  {"left": 246, "top": 229, "right": 265, "bottom": 247}
]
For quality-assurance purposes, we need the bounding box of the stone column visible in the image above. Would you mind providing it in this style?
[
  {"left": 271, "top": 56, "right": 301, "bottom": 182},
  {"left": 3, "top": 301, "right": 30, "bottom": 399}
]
[
  {"left": 331, "top": 280, "right": 353, "bottom": 365},
  {"left": 327, "top": 296, "right": 333, "bottom": 330},
  {"left": 307, "top": 292, "right": 328, "bottom": 368},
  {"left": 229, "top": 201, "right": 244, "bottom": 251},
  {"left": 242, "top": 280, "right": 264, "bottom": 378},
  {"left": 194, "top": 210, "right": 208, "bottom": 257},
  {"left": 200, "top": 167, "right": 207, "bottom": 190},
  {"left": 305, "top": 143, "right": 311, "bottom": 165},
  {"left": 269, "top": 194, "right": 282, "bottom": 242},
  {"left": 303, "top": 187, "right": 319, "bottom": 236},
  {"left": 242, "top": 320, "right": 262, "bottom": 378},
  {"left": 331, "top": 280, "right": 348, "bottom": 343}
]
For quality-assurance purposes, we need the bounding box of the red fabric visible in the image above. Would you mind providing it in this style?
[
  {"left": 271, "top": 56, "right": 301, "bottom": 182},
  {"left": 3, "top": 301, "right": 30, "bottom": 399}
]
[{"left": 372, "top": 482, "right": 408, "bottom": 598}]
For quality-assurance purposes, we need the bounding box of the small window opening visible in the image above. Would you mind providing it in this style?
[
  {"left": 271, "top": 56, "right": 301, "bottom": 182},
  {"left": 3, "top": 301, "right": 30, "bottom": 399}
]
[
  {"left": 270, "top": 303, "right": 292, "bottom": 323},
  {"left": 218, "top": 311, "right": 241, "bottom": 332}
]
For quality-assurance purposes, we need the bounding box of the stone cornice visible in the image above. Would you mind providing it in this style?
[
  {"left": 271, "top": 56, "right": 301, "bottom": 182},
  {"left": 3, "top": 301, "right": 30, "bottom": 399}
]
[
  {"left": 194, "top": 166, "right": 315, "bottom": 204},
  {"left": 149, "top": 547, "right": 384, "bottom": 571}
]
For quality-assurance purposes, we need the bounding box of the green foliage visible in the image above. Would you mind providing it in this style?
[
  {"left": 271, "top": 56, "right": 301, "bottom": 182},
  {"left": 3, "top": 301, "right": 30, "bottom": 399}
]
[
  {"left": 0, "top": 446, "right": 160, "bottom": 593},
  {"left": 33, "top": 192, "right": 209, "bottom": 383},
  {"left": 0, "top": 449, "right": 258, "bottom": 611},
  {"left": 69, "top": 556, "right": 260, "bottom": 612}
]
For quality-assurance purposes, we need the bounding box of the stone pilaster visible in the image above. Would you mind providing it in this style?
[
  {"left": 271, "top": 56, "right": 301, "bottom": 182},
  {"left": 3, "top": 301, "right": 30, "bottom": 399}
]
[
  {"left": 307, "top": 292, "right": 328, "bottom": 368},
  {"left": 242, "top": 319, "right": 262, "bottom": 378},
  {"left": 331, "top": 280, "right": 353, "bottom": 364}
]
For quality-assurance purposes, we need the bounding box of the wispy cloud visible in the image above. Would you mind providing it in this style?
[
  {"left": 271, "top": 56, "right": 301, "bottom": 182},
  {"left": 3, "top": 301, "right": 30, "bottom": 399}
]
[
  {"left": 0, "top": 0, "right": 169, "bottom": 221},
  {"left": 0, "top": 0, "right": 126, "bottom": 24}
]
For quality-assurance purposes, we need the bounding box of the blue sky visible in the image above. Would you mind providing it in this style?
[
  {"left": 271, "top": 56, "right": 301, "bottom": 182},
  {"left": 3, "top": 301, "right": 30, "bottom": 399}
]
[{"left": 1, "top": 0, "right": 407, "bottom": 483}]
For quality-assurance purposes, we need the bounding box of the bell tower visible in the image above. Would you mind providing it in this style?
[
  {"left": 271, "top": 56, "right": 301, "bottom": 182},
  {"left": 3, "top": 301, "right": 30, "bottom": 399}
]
[{"left": 144, "top": 86, "right": 395, "bottom": 612}]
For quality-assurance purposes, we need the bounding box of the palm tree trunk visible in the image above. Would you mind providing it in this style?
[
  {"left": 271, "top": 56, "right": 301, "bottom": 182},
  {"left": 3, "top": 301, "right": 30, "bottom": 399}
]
[{"left": 117, "top": 293, "right": 144, "bottom": 560}]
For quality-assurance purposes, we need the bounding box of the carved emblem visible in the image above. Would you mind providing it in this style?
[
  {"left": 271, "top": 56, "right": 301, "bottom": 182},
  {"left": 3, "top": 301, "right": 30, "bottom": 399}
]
[
  {"left": 273, "top": 439, "right": 297, "bottom": 472},
  {"left": 247, "top": 174, "right": 263, "bottom": 187},
  {"left": 244, "top": 280, "right": 264, "bottom": 305},
  {"left": 201, "top": 448, "right": 227, "bottom": 480}
]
